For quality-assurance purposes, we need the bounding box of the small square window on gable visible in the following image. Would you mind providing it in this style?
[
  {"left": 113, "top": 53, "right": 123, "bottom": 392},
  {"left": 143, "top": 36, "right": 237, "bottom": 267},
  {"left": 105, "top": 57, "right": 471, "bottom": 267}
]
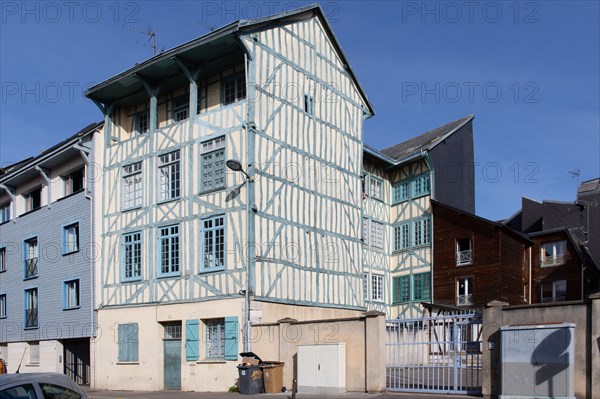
[{"left": 171, "top": 96, "right": 189, "bottom": 122}]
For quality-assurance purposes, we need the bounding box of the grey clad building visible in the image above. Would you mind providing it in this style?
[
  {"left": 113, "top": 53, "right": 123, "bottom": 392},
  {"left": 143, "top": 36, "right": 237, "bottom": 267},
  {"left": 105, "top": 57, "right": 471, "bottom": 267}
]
[{"left": 0, "top": 123, "right": 101, "bottom": 384}]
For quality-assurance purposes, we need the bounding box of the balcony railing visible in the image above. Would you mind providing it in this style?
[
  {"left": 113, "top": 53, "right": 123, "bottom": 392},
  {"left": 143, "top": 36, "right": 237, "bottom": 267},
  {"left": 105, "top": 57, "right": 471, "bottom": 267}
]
[
  {"left": 25, "top": 308, "right": 38, "bottom": 328},
  {"left": 541, "top": 254, "right": 565, "bottom": 266},
  {"left": 457, "top": 294, "right": 473, "bottom": 306},
  {"left": 456, "top": 250, "right": 473, "bottom": 265},
  {"left": 25, "top": 258, "right": 38, "bottom": 278}
]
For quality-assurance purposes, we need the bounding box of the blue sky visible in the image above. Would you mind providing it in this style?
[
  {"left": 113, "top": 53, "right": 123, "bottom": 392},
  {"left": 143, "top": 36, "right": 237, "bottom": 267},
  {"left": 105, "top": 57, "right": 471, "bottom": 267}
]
[{"left": 1, "top": 0, "right": 598, "bottom": 220}]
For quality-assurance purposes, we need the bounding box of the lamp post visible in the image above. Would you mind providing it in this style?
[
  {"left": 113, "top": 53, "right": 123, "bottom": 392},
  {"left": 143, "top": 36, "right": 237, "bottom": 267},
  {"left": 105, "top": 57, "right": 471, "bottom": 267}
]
[{"left": 226, "top": 159, "right": 254, "bottom": 352}]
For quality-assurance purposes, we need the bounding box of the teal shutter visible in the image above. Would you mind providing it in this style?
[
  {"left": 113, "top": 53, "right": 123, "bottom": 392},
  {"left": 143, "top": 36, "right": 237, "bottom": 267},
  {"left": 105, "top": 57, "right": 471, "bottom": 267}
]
[
  {"left": 185, "top": 319, "right": 199, "bottom": 361},
  {"left": 118, "top": 323, "right": 138, "bottom": 362},
  {"left": 130, "top": 323, "right": 139, "bottom": 362},
  {"left": 224, "top": 317, "right": 238, "bottom": 361}
]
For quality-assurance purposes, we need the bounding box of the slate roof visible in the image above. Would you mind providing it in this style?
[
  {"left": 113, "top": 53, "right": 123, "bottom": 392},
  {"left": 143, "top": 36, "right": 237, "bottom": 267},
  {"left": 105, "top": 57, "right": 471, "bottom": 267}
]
[{"left": 380, "top": 115, "right": 473, "bottom": 161}]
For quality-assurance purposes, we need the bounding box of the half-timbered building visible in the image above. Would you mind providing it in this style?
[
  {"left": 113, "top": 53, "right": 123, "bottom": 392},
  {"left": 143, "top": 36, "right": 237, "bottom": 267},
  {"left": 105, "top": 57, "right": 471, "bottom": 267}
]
[{"left": 85, "top": 5, "right": 374, "bottom": 391}]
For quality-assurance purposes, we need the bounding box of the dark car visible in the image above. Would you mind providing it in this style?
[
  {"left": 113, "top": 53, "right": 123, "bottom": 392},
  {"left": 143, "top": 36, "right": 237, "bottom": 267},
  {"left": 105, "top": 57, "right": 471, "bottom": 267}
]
[{"left": 0, "top": 373, "right": 89, "bottom": 399}]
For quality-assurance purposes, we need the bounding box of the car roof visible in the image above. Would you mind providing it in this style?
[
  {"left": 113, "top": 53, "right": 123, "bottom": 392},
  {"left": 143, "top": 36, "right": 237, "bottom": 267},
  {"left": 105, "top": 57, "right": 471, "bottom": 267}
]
[{"left": 0, "top": 373, "right": 85, "bottom": 392}]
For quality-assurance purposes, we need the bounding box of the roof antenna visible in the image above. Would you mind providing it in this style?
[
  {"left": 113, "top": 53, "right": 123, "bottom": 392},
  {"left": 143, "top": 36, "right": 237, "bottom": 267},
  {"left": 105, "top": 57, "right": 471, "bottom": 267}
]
[
  {"left": 123, "top": 25, "right": 164, "bottom": 56},
  {"left": 15, "top": 347, "right": 27, "bottom": 373},
  {"left": 569, "top": 169, "right": 580, "bottom": 186}
]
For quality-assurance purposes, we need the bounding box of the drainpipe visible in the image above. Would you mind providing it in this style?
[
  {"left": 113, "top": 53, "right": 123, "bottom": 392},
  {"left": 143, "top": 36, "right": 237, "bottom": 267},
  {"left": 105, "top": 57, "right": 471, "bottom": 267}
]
[{"left": 528, "top": 246, "right": 532, "bottom": 304}]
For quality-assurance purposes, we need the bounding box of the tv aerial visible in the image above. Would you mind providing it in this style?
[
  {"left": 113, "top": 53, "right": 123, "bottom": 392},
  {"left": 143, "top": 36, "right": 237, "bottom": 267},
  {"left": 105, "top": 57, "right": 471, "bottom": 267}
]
[{"left": 123, "top": 25, "right": 164, "bottom": 56}]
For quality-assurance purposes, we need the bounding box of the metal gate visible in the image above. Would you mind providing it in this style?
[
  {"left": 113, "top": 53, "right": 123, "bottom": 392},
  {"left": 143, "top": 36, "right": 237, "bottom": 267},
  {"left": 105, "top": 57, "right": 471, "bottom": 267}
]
[{"left": 386, "top": 313, "right": 483, "bottom": 394}]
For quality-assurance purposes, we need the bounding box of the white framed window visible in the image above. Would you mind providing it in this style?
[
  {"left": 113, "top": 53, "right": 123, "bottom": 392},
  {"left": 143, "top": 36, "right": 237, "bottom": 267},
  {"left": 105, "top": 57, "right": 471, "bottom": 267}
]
[
  {"left": 456, "top": 238, "right": 473, "bottom": 265},
  {"left": 369, "top": 176, "right": 384, "bottom": 201},
  {"left": 202, "top": 216, "right": 225, "bottom": 270},
  {"left": 541, "top": 241, "right": 566, "bottom": 267},
  {"left": 0, "top": 294, "right": 6, "bottom": 318},
  {"left": 205, "top": 318, "right": 225, "bottom": 358},
  {"left": 123, "top": 162, "right": 143, "bottom": 209},
  {"left": 24, "top": 238, "right": 38, "bottom": 279},
  {"left": 163, "top": 322, "right": 182, "bottom": 339},
  {"left": 171, "top": 96, "right": 189, "bottom": 122},
  {"left": 64, "top": 279, "right": 80, "bottom": 309},
  {"left": 363, "top": 218, "right": 384, "bottom": 250},
  {"left": 413, "top": 218, "right": 431, "bottom": 247},
  {"left": 29, "top": 341, "right": 39, "bottom": 364},
  {"left": 0, "top": 202, "right": 9, "bottom": 223},
  {"left": 62, "top": 223, "right": 79, "bottom": 254},
  {"left": 134, "top": 110, "right": 149, "bottom": 134},
  {"left": 158, "top": 150, "right": 181, "bottom": 201},
  {"left": 222, "top": 73, "right": 246, "bottom": 105},
  {"left": 123, "top": 232, "right": 142, "bottom": 281},
  {"left": 200, "top": 137, "right": 226, "bottom": 192},
  {"left": 64, "top": 168, "right": 84, "bottom": 196},
  {"left": 393, "top": 223, "right": 410, "bottom": 251},
  {"left": 25, "top": 288, "right": 38, "bottom": 328},
  {"left": 371, "top": 274, "right": 384, "bottom": 302},
  {"left": 541, "top": 280, "right": 567, "bottom": 303},
  {"left": 0, "top": 247, "right": 6, "bottom": 272},
  {"left": 159, "top": 225, "right": 180, "bottom": 277},
  {"left": 25, "top": 187, "right": 41, "bottom": 212},
  {"left": 456, "top": 277, "right": 473, "bottom": 306}
]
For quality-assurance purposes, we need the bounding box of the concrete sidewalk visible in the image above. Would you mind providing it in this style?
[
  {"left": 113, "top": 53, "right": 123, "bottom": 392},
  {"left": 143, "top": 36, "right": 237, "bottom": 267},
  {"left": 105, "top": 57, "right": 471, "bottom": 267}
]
[{"left": 86, "top": 390, "right": 478, "bottom": 399}]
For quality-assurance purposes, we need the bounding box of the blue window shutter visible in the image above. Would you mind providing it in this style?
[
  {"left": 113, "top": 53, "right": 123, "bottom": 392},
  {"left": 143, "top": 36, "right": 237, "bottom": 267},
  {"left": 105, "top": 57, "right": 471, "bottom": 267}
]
[
  {"left": 130, "top": 323, "right": 139, "bottom": 362},
  {"left": 224, "top": 317, "right": 238, "bottom": 361},
  {"left": 118, "top": 325, "right": 126, "bottom": 362},
  {"left": 185, "top": 319, "right": 199, "bottom": 361}
]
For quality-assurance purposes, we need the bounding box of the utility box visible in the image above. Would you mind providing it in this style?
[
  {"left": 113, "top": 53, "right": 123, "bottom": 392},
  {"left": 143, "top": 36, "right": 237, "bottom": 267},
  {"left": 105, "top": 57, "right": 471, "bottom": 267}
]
[
  {"left": 500, "top": 323, "right": 575, "bottom": 399},
  {"left": 297, "top": 343, "right": 346, "bottom": 394}
]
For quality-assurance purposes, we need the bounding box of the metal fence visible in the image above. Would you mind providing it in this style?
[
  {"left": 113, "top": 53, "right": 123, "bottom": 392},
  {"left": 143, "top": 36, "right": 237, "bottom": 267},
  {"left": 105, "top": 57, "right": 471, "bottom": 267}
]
[{"left": 386, "top": 313, "right": 483, "bottom": 394}]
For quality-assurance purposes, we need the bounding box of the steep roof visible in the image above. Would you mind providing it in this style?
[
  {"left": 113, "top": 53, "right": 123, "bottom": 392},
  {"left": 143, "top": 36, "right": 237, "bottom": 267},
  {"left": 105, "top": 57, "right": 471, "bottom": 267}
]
[
  {"left": 380, "top": 115, "right": 473, "bottom": 161},
  {"left": 85, "top": 4, "right": 374, "bottom": 115}
]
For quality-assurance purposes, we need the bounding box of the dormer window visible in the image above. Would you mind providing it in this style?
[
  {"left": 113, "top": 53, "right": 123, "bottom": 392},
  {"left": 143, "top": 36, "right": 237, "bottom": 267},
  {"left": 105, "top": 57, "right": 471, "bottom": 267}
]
[
  {"left": 222, "top": 73, "right": 246, "bottom": 105},
  {"left": 25, "top": 188, "right": 41, "bottom": 212},
  {"left": 135, "top": 111, "right": 149, "bottom": 134},
  {"left": 171, "top": 97, "right": 189, "bottom": 122},
  {"left": 541, "top": 241, "right": 566, "bottom": 267},
  {"left": 64, "top": 168, "right": 84, "bottom": 195}
]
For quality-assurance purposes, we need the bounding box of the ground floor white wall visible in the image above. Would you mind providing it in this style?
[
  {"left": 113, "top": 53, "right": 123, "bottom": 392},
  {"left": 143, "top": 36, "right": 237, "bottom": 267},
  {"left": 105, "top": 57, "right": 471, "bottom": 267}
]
[
  {"left": 92, "top": 298, "right": 364, "bottom": 391},
  {"left": 1, "top": 340, "right": 63, "bottom": 374}
]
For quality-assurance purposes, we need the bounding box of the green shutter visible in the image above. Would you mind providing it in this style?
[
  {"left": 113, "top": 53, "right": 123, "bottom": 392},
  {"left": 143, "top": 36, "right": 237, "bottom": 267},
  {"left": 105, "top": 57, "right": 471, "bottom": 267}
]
[
  {"left": 224, "top": 316, "right": 238, "bottom": 361},
  {"left": 185, "top": 319, "right": 199, "bottom": 361}
]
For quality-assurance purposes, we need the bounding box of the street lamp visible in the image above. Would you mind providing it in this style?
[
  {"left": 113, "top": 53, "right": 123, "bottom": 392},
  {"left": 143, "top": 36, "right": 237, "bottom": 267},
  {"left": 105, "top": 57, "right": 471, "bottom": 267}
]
[
  {"left": 227, "top": 158, "right": 254, "bottom": 352},
  {"left": 226, "top": 159, "right": 252, "bottom": 181}
]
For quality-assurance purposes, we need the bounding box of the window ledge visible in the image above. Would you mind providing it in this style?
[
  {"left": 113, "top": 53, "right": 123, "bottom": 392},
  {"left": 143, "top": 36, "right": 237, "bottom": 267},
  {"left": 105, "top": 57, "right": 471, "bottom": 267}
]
[
  {"left": 63, "top": 306, "right": 81, "bottom": 311},
  {"left": 199, "top": 267, "right": 225, "bottom": 275},
  {"left": 541, "top": 263, "right": 565, "bottom": 268},
  {"left": 62, "top": 250, "right": 80, "bottom": 257},
  {"left": 197, "top": 359, "right": 227, "bottom": 364},
  {"left": 121, "top": 278, "right": 144, "bottom": 284},
  {"left": 0, "top": 220, "right": 10, "bottom": 226},
  {"left": 24, "top": 326, "right": 38, "bottom": 330},
  {"left": 116, "top": 362, "right": 140, "bottom": 365},
  {"left": 26, "top": 363, "right": 40, "bottom": 367},
  {"left": 24, "top": 276, "right": 39, "bottom": 281},
  {"left": 199, "top": 187, "right": 226, "bottom": 196},
  {"left": 157, "top": 197, "right": 181, "bottom": 206},
  {"left": 122, "top": 206, "right": 143, "bottom": 213},
  {"left": 157, "top": 274, "right": 182, "bottom": 279},
  {"left": 456, "top": 263, "right": 473, "bottom": 267}
]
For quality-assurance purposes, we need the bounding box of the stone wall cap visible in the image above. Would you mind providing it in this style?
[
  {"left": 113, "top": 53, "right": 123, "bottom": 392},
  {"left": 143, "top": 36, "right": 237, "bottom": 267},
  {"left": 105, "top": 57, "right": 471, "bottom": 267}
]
[
  {"left": 277, "top": 317, "right": 298, "bottom": 324},
  {"left": 485, "top": 300, "right": 509, "bottom": 308}
]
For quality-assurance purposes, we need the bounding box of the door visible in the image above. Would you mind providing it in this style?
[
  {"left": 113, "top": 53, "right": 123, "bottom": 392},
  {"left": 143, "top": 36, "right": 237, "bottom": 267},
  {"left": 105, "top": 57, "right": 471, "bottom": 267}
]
[
  {"left": 164, "top": 339, "right": 181, "bottom": 390},
  {"left": 63, "top": 338, "right": 90, "bottom": 385}
]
